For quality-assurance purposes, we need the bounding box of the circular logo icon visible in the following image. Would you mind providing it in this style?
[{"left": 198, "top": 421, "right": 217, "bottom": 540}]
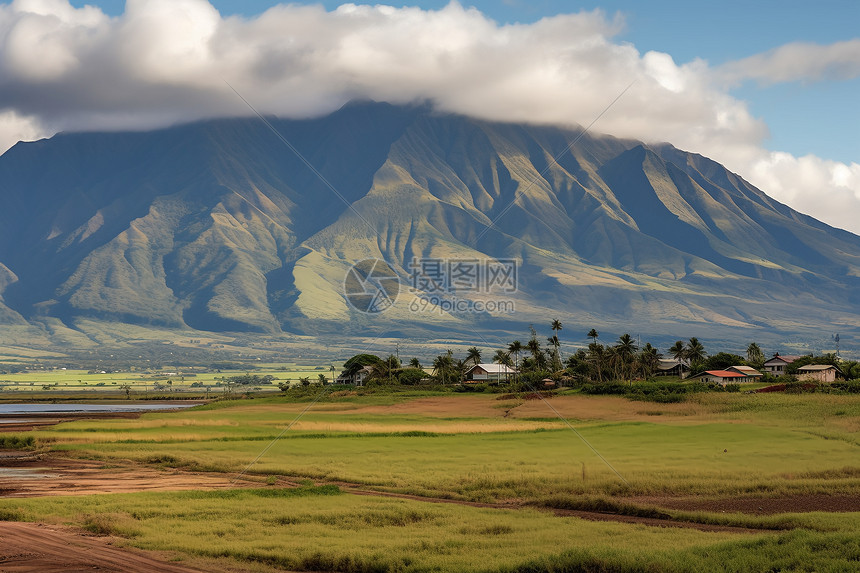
[{"left": 343, "top": 258, "right": 400, "bottom": 313}]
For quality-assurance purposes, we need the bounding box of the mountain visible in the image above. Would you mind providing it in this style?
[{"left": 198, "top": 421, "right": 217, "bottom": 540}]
[{"left": 1, "top": 101, "right": 859, "bottom": 349}]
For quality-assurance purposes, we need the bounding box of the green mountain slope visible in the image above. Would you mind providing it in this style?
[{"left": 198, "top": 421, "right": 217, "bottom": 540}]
[{"left": 1, "top": 102, "right": 858, "bottom": 345}]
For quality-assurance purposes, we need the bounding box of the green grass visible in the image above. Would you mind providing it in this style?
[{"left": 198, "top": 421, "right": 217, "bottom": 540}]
[
  {"left": 33, "top": 393, "right": 860, "bottom": 500},
  {"left": 4, "top": 391, "right": 860, "bottom": 571},
  {"left": 3, "top": 487, "right": 859, "bottom": 572},
  {"left": 0, "top": 486, "right": 755, "bottom": 572}
]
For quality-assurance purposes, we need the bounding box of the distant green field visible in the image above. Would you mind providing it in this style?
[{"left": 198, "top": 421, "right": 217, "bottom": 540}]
[
  {"left": 0, "top": 365, "right": 339, "bottom": 395},
  {"left": 3, "top": 391, "right": 860, "bottom": 572}
]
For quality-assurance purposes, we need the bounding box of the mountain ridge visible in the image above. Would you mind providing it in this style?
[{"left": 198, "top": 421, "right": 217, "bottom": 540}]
[{"left": 1, "top": 101, "right": 858, "bottom": 347}]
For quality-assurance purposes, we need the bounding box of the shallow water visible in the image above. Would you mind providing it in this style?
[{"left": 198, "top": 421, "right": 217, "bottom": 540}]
[
  {"left": 0, "top": 402, "right": 197, "bottom": 416},
  {"left": 0, "top": 468, "right": 56, "bottom": 479}
]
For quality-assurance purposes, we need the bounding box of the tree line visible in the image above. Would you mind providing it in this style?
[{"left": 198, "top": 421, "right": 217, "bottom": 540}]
[{"left": 338, "top": 320, "right": 859, "bottom": 386}]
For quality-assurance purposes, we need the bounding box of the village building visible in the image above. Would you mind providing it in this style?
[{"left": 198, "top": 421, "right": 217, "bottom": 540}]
[
  {"left": 762, "top": 354, "right": 802, "bottom": 375},
  {"left": 796, "top": 364, "right": 841, "bottom": 383},
  {"left": 464, "top": 363, "right": 516, "bottom": 384},
  {"left": 656, "top": 359, "right": 689, "bottom": 378},
  {"left": 336, "top": 365, "right": 373, "bottom": 385},
  {"left": 689, "top": 370, "right": 749, "bottom": 385},
  {"left": 725, "top": 365, "right": 764, "bottom": 379}
]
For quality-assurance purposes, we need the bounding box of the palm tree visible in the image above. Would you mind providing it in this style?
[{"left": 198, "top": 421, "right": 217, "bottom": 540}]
[
  {"left": 508, "top": 340, "right": 523, "bottom": 382},
  {"left": 615, "top": 333, "right": 638, "bottom": 381},
  {"left": 605, "top": 346, "right": 622, "bottom": 381},
  {"left": 454, "top": 359, "right": 467, "bottom": 383},
  {"left": 535, "top": 349, "right": 549, "bottom": 372},
  {"left": 746, "top": 342, "right": 764, "bottom": 366},
  {"left": 493, "top": 349, "right": 512, "bottom": 366},
  {"left": 369, "top": 360, "right": 391, "bottom": 382},
  {"left": 432, "top": 350, "right": 455, "bottom": 384},
  {"left": 685, "top": 337, "right": 706, "bottom": 365},
  {"left": 547, "top": 335, "right": 561, "bottom": 370},
  {"left": 526, "top": 337, "right": 544, "bottom": 373},
  {"left": 409, "top": 357, "right": 421, "bottom": 369},
  {"left": 638, "top": 343, "right": 661, "bottom": 379},
  {"left": 586, "top": 342, "right": 606, "bottom": 383},
  {"left": 493, "top": 350, "right": 513, "bottom": 382},
  {"left": 526, "top": 326, "right": 542, "bottom": 364},
  {"left": 549, "top": 319, "right": 563, "bottom": 371},
  {"left": 526, "top": 338, "right": 541, "bottom": 359},
  {"left": 465, "top": 346, "right": 482, "bottom": 367},
  {"left": 669, "top": 340, "right": 686, "bottom": 363},
  {"left": 588, "top": 329, "right": 599, "bottom": 344}
]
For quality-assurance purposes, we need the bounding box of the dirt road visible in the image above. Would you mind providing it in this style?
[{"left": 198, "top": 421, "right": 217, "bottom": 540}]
[{"left": 0, "top": 521, "right": 204, "bottom": 573}]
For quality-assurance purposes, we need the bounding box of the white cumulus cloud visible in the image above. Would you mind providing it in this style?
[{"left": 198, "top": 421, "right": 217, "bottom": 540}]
[{"left": 0, "top": 0, "right": 858, "bottom": 233}]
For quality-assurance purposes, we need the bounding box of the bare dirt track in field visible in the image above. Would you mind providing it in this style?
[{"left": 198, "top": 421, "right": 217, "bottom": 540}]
[
  {"left": 631, "top": 494, "right": 860, "bottom": 515},
  {"left": 0, "top": 453, "right": 261, "bottom": 497},
  {"left": 0, "top": 521, "right": 205, "bottom": 573},
  {"left": 338, "top": 486, "right": 764, "bottom": 534}
]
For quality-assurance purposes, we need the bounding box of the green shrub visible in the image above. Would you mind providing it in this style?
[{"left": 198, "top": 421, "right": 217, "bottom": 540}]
[{"left": 0, "top": 435, "right": 34, "bottom": 449}]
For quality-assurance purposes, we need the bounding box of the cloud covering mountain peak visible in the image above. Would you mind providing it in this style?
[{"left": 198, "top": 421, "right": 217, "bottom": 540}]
[{"left": 0, "top": 0, "right": 857, "bottom": 232}]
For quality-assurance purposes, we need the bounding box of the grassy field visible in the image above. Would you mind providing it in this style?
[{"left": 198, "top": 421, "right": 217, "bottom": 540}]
[
  {"left": 2, "top": 390, "right": 860, "bottom": 571},
  {"left": 0, "top": 365, "right": 335, "bottom": 395}
]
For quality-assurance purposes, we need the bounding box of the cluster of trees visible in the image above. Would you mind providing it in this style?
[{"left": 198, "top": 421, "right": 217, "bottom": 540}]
[
  {"left": 340, "top": 353, "right": 427, "bottom": 386},
  {"left": 224, "top": 374, "right": 276, "bottom": 386},
  {"left": 337, "top": 321, "right": 858, "bottom": 387}
]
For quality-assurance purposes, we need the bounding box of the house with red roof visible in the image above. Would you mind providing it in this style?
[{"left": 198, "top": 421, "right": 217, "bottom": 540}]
[
  {"left": 726, "top": 365, "right": 764, "bottom": 379},
  {"left": 689, "top": 370, "right": 749, "bottom": 385}
]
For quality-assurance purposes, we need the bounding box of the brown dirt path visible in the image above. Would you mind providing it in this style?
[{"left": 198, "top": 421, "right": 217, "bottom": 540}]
[
  {"left": 0, "top": 454, "right": 262, "bottom": 497},
  {"left": 0, "top": 521, "right": 204, "bottom": 573},
  {"left": 631, "top": 494, "right": 860, "bottom": 515},
  {"left": 339, "top": 486, "right": 763, "bottom": 534}
]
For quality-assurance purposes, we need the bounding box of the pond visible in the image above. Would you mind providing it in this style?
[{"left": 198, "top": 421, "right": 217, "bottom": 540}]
[{"left": 0, "top": 402, "right": 199, "bottom": 416}]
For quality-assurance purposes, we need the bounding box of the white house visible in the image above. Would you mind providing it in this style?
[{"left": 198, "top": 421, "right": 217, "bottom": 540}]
[
  {"left": 336, "top": 365, "right": 374, "bottom": 385},
  {"left": 763, "top": 354, "right": 802, "bottom": 375},
  {"left": 464, "top": 363, "right": 516, "bottom": 383}
]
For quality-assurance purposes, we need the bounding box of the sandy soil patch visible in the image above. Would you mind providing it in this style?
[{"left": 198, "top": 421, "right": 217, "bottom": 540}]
[
  {"left": 0, "top": 453, "right": 260, "bottom": 497},
  {"left": 0, "top": 521, "right": 206, "bottom": 573}
]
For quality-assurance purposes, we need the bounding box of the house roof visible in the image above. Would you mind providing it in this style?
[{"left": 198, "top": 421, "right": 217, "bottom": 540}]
[
  {"left": 763, "top": 355, "right": 802, "bottom": 365},
  {"left": 657, "top": 359, "right": 687, "bottom": 370},
  {"left": 697, "top": 370, "right": 747, "bottom": 379},
  {"left": 465, "top": 363, "right": 516, "bottom": 374},
  {"left": 797, "top": 364, "right": 836, "bottom": 371},
  {"left": 727, "top": 365, "right": 763, "bottom": 376}
]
